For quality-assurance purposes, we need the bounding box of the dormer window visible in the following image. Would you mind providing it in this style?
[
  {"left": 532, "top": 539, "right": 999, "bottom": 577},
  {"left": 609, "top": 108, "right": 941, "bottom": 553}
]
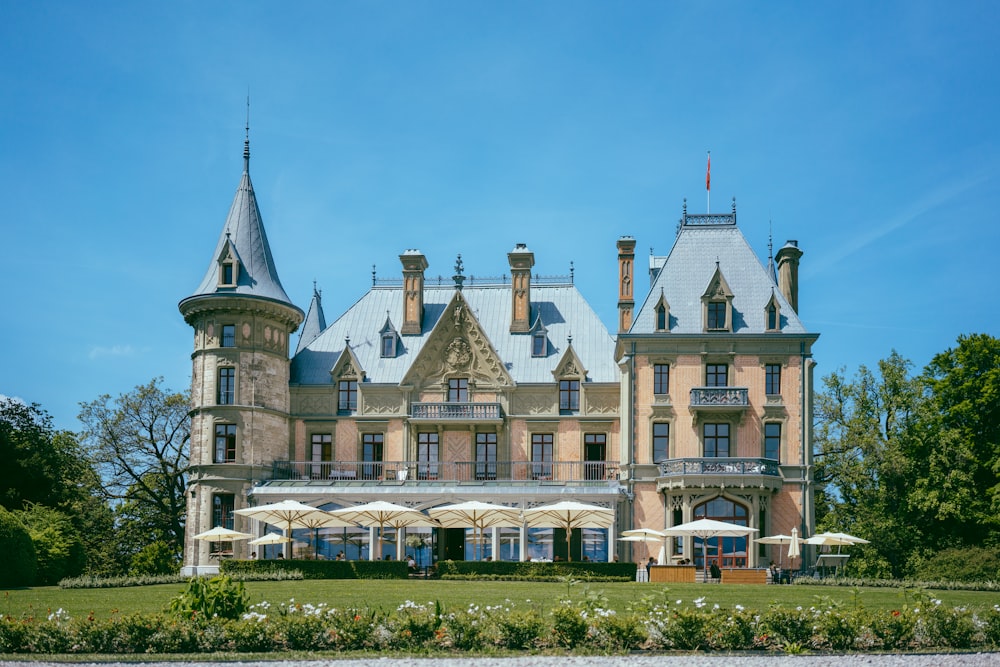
[
  {"left": 707, "top": 301, "right": 727, "bottom": 329},
  {"left": 529, "top": 313, "right": 548, "bottom": 358},
  {"left": 532, "top": 332, "right": 546, "bottom": 357},
  {"left": 654, "top": 291, "right": 670, "bottom": 332},
  {"left": 379, "top": 314, "right": 400, "bottom": 358},
  {"left": 764, "top": 291, "right": 782, "bottom": 332},
  {"left": 217, "top": 237, "right": 240, "bottom": 288},
  {"left": 381, "top": 333, "right": 397, "bottom": 358},
  {"left": 701, "top": 264, "right": 734, "bottom": 332}
]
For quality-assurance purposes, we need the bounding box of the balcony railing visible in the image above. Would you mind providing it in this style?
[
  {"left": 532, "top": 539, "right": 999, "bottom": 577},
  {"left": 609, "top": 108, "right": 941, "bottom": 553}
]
[
  {"left": 689, "top": 387, "right": 749, "bottom": 408},
  {"left": 271, "top": 460, "right": 619, "bottom": 483},
  {"left": 410, "top": 402, "right": 503, "bottom": 421},
  {"left": 658, "top": 457, "right": 780, "bottom": 477}
]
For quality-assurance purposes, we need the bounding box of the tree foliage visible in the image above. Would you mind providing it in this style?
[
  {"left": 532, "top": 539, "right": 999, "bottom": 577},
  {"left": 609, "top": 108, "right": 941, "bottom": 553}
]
[
  {"left": 78, "top": 378, "right": 190, "bottom": 550},
  {"left": 0, "top": 506, "right": 36, "bottom": 587},
  {"left": 815, "top": 335, "right": 1000, "bottom": 579},
  {"left": 14, "top": 503, "right": 86, "bottom": 585}
]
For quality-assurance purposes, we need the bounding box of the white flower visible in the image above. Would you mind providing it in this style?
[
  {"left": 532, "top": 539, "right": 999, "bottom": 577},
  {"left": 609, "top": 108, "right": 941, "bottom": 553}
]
[{"left": 735, "top": 604, "right": 744, "bottom": 611}]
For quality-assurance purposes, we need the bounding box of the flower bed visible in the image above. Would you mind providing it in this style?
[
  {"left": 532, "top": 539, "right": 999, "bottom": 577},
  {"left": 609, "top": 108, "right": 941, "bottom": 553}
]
[{"left": 3, "top": 588, "right": 999, "bottom": 654}]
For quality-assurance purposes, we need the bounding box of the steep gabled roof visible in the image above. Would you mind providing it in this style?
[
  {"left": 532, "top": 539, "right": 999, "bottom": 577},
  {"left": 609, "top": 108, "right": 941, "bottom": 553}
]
[
  {"left": 182, "top": 141, "right": 298, "bottom": 310},
  {"left": 291, "top": 281, "right": 618, "bottom": 386},
  {"left": 630, "top": 212, "right": 809, "bottom": 335}
]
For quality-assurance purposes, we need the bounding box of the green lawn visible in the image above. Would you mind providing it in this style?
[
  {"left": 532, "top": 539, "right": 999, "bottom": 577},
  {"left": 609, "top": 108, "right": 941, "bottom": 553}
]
[{"left": 5, "top": 580, "right": 999, "bottom": 620}]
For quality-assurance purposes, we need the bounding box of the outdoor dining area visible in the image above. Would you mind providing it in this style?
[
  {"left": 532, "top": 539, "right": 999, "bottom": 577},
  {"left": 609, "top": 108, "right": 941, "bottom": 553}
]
[
  {"left": 194, "top": 499, "right": 617, "bottom": 565},
  {"left": 620, "top": 520, "right": 869, "bottom": 584}
]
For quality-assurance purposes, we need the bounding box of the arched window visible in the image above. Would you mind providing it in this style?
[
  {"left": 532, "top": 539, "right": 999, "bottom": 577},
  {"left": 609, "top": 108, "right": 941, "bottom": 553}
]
[{"left": 692, "top": 497, "right": 749, "bottom": 568}]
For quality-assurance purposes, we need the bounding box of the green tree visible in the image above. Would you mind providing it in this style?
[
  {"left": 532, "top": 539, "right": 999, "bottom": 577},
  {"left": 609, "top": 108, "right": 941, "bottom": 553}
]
[
  {"left": 813, "top": 352, "right": 924, "bottom": 578},
  {"left": 0, "top": 505, "right": 36, "bottom": 587},
  {"left": 129, "top": 539, "right": 181, "bottom": 576},
  {"left": 14, "top": 503, "right": 86, "bottom": 585},
  {"left": 910, "top": 333, "right": 1000, "bottom": 548},
  {"left": 78, "top": 378, "right": 190, "bottom": 550}
]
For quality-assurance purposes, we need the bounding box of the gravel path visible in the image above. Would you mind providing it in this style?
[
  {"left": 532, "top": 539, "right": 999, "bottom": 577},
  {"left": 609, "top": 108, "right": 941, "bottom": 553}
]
[{"left": 7, "top": 655, "right": 1000, "bottom": 667}]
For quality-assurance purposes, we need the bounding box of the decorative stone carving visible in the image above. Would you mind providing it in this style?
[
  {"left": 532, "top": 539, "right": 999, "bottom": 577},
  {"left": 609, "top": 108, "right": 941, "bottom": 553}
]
[
  {"left": 446, "top": 338, "right": 472, "bottom": 370},
  {"left": 241, "top": 322, "right": 252, "bottom": 343}
]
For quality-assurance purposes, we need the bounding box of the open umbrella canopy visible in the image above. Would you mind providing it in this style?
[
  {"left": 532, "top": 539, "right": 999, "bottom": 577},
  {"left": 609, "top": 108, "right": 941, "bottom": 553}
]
[
  {"left": 622, "top": 528, "right": 668, "bottom": 538},
  {"left": 193, "top": 526, "right": 253, "bottom": 541},
  {"left": 249, "top": 533, "right": 293, "bottom": 545},
  {"left": 523, "top": 501, "right": 614, "bottom": 562},
  {"left": 429, "top": 501, "right": 522, "bottom": 561},
  {"left": 755, "top": 534, "right": 795, "bottom": 545},
  {"left": 804, "top": 531, "right": 869, "bottom": 546},
  {"left": 235, "top": 500, "right": 343, "bottom": 559},
  {"left": 662, "top": 519, "right": 757, "bottom": 581},
  {"left": 331, "top": 501, "right": 436, "bottom": 560}
]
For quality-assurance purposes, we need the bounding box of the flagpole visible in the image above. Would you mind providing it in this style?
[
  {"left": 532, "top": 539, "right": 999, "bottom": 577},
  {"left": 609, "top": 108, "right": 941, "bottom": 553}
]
[{"left": 706, "top": 150, "right": 711, "bottom": 213}]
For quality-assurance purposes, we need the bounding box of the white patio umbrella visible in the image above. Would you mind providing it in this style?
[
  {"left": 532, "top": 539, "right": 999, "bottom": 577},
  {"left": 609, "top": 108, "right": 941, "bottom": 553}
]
[
  {"left": 193, "top": 526, "right": 254, "bottom": 541},
  {"left": 787, "top": 527, "right": 801, "bottom": 565},
  {"left": 428, "top": 501, "right": 523, "bottom": 561},
  {"left": 331, "top": 501, "right": 437, "bottom": 560},
  {"left": 805, "top": 531, "right": 868, "bottom": 554},
  {"left": 662, "top": 518, "right": 758, "bottom": 581},
  {"left": 235, "top": 500, "right": 346, "bottom": 558},
  {"left": 755, "top": 533, "right": 795, "bottom": 568},
  {"left": 523, "top": 501, "right": 614, "bottom": 562},
  {"left": 248, "top": 532, "right": 293, "bottom": 559},
  {"left": 621, "top": 528, "right": 669, "bottom": 564}
]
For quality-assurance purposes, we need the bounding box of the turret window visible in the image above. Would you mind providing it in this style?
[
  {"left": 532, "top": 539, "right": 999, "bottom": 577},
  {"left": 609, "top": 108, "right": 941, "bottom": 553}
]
[
  {"left": 218, "top": 368, "right": 235, "bottom": 405},
  {"left": 214, "top": 423, "right": 236, "bottom": 463},
  {"left": 221, "top": 324, "right": 236, "bottom": 348}
]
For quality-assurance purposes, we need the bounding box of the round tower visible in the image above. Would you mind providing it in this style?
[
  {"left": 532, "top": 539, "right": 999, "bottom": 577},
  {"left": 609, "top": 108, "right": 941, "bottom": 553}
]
[{"left": 178, "top": 138, "right": 304, "bottom": 574}]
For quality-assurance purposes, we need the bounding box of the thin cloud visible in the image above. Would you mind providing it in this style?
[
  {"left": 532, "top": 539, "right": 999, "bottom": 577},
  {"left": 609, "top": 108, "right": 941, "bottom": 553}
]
[
  {"left": 88, "top": 344, "right": 137, "bottom": 360},
  {"left": 806, "top": 173, "right": 989, "bottom": 278}
]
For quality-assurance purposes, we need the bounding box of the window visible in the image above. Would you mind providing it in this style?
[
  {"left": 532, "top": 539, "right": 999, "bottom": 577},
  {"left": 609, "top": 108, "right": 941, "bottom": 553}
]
[
  {"left": 220, "top": 262, "right": 236, "bottom": 286},
  {"left": 448, "top": 378, "right": 468, "bottom": 402},
  {"left": 212, "top": 493, "right": 235, "bottom": 530},
  {"left": 532, "top": 332, "right": 546, "bottom": 357},
  {"left": 476, "top": 432, "right": 497, "bottom": 480},
  {"left": 656, "top": 303, "right": 667, "bottom": 331},
  {"left": 338, "top": 380, "right": 357, "bottom": 413},
  {"left": 214, "top": 424, "right": 236, "bottom": 463},
  {"left": 218, "top": 367, "right": 235, "bottom": 405},
  {"left": 362, "top": 433, "right": 383, "bottom": 480},
  {"left": 310, "top": 433, "right": 332, "bottom": 479},
  {"left": 707, "top": 301, "right": 727, "bottom": 329},
  {"left": 767, "top": 304, "right": 778, "bottom": 331},
  {"left": 531, "top": 433, "right": 553, "bottom": 479},
  {"left": 704, "top": 423, "right": 730, "bottom": 457},
  {"left": 705, "top": 364, "right": 728, "bottom": 387},
  {"left": 652, "top": 422, "right": 669, "bottom": 462},
  {"left": 584, "top": 433, "right": 606, "bottom": 480},
  {"left": 765, "top": 364, "right": 781, "bottom": 395},
  {"left": 559, "top": 379, "right": 580, "bottom": 413},
  {"left": 381, "top": 333, "right": 396, "bottom": 358},
  {"left": 221, "top": 324, "right": 236, "bottom": 347},
  {"left": 653, "top": 363, "right": 670, "bottom": 395},
  {"left": 764, "top": 422, "right": 781, "bottom": 461},
  {"left": 417, "top": 432, "right": 439, "bottom": 480},
  {"left": 693, "top": 497, "right": 749, "bottom": 568}
]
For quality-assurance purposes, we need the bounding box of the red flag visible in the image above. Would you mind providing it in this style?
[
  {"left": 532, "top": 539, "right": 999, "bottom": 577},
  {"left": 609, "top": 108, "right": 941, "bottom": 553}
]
[{"left": 706, "top": 152, "right": 711, "bottom": 191}]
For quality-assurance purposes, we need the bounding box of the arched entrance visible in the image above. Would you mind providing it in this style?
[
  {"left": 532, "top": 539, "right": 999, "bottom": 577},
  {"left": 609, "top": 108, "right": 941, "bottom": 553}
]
[{"left": 693, "top": 497, "right": 749, "bottom": 568}]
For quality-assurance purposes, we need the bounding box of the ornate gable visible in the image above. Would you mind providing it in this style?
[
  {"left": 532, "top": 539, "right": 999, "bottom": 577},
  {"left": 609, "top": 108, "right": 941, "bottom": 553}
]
[
  {"left": 329, "top": 343, "right": 366, "bottom": 382},
  {"left": 400, "top": 291, "right": 514, "bottom": 390},
  {"left": 551, "top": 343, "right": 588, "bottom": 381}
]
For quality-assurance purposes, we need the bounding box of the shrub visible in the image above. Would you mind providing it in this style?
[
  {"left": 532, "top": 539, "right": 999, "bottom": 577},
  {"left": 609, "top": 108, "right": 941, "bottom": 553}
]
[
  {"left": 129, "top": 540, "right": 180, "bottom": 576},
  {"left": 0, "top": 507, "right": 35, "bottom": 587},
  {"left": 492, "top": 608, "right": 546, "bottom": 649},
  {"left": 167, "top": 575, "right": 250, "bottom": 620},
  {"left": 760, "top": 606, "right": 815, "bottom": 646},
  {"left": 550, "top": 601, "right": 589, "bottom": 648},
  {"left": 222, "top": 558, "right": 406, "bottom": 579},
  {"left": 910, "top": 546, "right": 1000, "bottom": 584},
  {"left": 435, "top": 559, "right": 635, "bottom": 581},
  {"left": 14, "top": 503, "right": 86, "bottom": 585}
]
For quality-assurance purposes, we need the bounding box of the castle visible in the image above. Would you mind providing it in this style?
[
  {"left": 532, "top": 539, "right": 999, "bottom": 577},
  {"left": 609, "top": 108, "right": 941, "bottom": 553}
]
[{"left": 179, "top": 139, "right": 817, "bottom": 574}]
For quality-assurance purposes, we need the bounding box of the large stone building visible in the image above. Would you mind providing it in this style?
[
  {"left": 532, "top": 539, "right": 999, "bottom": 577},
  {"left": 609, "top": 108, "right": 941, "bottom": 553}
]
[{"left": 179, "top": 143, "right": 817, "bottom": 574}]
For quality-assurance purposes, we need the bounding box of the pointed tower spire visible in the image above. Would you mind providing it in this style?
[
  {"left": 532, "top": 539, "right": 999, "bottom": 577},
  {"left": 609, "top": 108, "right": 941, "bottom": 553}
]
[
  {"left": 296, "top": 281, "right": 327, "bottom": 354},
  {"left": 766, "top": 221, "right": 778, "bottom": 284}
]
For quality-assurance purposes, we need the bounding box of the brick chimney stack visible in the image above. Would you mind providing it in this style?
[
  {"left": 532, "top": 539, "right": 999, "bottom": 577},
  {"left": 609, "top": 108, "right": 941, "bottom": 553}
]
[
  {"left": 508, "top": 243, "right": 534, "bottom": 333},
  {"left": 617, "top": 236, "right": 636, "bottom": 333},
  {"left": 399, "top": 250, "right": 428, "bottom": 335}
]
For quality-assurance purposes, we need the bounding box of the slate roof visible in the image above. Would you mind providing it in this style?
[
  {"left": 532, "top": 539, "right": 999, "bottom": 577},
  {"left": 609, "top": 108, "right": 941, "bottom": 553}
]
[
  {"left": 181, "top": 143, "right": 298, "bottom": 310},
  {"left": 296, "top": 286, "right": 327, "bottom": 354},
  {"left": 291, "top": 281, "right": 619, "bottom": 386},
  {"left": 630, "top": 213, "right": 810, "bottom": 335}
]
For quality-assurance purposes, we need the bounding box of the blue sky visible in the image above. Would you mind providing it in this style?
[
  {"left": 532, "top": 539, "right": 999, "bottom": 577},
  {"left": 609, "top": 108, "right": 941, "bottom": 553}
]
[{"left": 2, "top": 1, "right": 998, "bottom": 431}]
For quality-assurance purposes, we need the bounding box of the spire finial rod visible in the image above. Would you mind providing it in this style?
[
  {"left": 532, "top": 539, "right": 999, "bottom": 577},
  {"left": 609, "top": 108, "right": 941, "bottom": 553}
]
[{"left": 243, "top": 93, "right": 251, "bottom": 171}]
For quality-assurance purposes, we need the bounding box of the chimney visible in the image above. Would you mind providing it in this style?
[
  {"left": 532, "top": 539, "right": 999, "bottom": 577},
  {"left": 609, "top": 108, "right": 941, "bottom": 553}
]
[
  {"left": 508, "top": 243, "right": 534, "bottom": 333},
  {"left": 399, "top": 249, "right": 428, "bottom": 335},
  {"left": 775, "top": 240, "right": 803, "bottom": 313},
  {"left": 617, "top": 236, "right": 636, "bottom": 333}
]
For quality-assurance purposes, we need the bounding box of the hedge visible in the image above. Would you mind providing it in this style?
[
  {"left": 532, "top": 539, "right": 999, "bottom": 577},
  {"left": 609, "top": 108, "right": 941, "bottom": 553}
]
[
  {"left": 435, "top": 560, "right": 636, "bottom": 581},
  {"left": 222, "top": 559, "right": 407, "bottom": 579}
]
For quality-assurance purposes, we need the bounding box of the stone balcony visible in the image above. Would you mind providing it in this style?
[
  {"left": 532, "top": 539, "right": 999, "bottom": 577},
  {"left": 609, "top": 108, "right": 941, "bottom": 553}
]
[
  {"left": 656, "top": 457, "right": 782, "bottom": 492},
  {"left": 409, "top": 402, "right": 503, "bottom": 424}
]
